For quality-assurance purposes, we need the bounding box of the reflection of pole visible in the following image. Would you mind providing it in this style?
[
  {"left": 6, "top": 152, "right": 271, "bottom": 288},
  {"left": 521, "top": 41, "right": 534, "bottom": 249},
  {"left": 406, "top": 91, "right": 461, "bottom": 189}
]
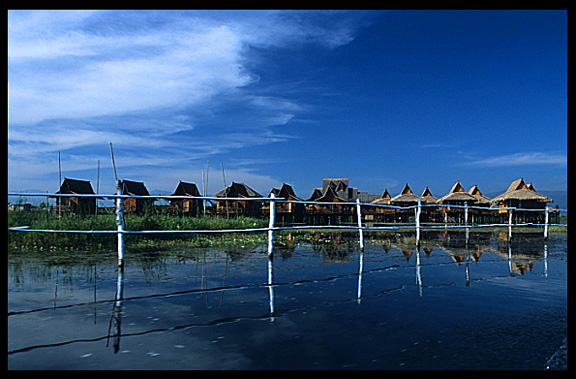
[
  {"left": 268, "top": 255, "right": 275, "bottom": 322},
  {"left": 107, "top": 267, "right": 124, "bottom": 354},
  {"left": 416, "top": 249, "right": 422, "bottom": 297},
  {"left": 544, "top": 244, "right": 548, "bottom": 278},
  {"left": 508, "top": 243, "right": 513, "bottom": 276},
  {"left": 357, "top": 250, "right": 364, "bottom": 304}
]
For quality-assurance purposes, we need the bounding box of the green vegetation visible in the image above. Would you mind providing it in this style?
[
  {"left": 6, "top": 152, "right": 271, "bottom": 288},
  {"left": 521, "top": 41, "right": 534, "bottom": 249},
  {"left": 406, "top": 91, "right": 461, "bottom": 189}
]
[{"left": 8, "top": 210, "right": 268, "bottom": 251}]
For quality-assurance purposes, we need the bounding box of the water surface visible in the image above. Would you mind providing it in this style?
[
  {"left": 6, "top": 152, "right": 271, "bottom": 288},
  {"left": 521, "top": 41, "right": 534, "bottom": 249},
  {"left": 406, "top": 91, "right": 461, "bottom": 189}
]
[{"left": 8, "top": 231, "right": 567, "bottom": 369}]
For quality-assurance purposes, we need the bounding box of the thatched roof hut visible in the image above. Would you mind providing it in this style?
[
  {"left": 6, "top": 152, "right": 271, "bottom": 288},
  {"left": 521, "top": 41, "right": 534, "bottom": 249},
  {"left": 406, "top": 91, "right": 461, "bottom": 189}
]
[
  {"left": 490, "top": 178, "right": 552, "bottom": 204},
  {"left": 214, "top": 182, "right": 262, "bottom": 198},
  {"left": 419, "top": 186, "right": 437, "bottom": 204},
  {"left": 171, "top": 181, "right": 201, "bottom": 197},
  {"left": 371, "top": 189, "right": 391, "bottom": 205},
  {"left": 52, "top": 178, "right": 97, "bottom": 215},
  {"left": 390, "top": 183, "right": 420, "bottom": 205},
  {"left": 436, "top": 181, "right": 478, "bottom": 204},
  {"left": 270, "top": 183, "right": 303, "bottom": 201},
  {"left": 170, "top": 181, "right": 201, "bottom": 216},
  {"left": 467, "top": 185, "right": 491, "bottom": 206}
]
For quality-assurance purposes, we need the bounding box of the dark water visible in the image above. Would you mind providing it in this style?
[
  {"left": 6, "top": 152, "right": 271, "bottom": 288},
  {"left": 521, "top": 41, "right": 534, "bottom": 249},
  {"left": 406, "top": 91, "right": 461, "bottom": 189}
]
[{"left": 8, "top": 231, "right": 567, "bottom": 370}]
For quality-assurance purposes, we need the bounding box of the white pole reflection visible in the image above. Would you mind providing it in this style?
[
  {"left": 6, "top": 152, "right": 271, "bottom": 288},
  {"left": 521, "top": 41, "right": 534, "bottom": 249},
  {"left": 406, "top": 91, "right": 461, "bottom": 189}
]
[
  {"left": 544, "top": 243, "right": 548, "bottom": 278},
  {"left": 416, "top": 249, "right": 423, "bottom": 297},
  {"left": 107, "top": 267, "right": 124, "bottom": 354},
  {"left": 268, "top": 255, "right": 275, "bottom": 322},
  {"left": 357, "top": 250, "right": 364, "bottom": 304}
]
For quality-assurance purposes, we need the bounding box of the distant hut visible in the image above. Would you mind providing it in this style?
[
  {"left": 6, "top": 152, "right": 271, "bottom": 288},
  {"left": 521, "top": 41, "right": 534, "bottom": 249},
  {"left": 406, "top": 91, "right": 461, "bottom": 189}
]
[
  {"left": 419, "top": 186, "right": 441, "bottom": 222},
  {"left": 490, "top": 178, "right": 552, "bottom": 223},
  {"left": 306, "top": 185, "right": 351, "bottom": 225},
  {"left": 467, "top": 185, "right": 492, "bottom": 224},
  {"left": 264, "top": 183, "right": 305, "bottom": 225},
  {"left": 370, "top": 189, "right": 394, "bottom": 223},
  {"left": 53, "top": 178, "right": 97, "bottom": 215},
  {"left": 436, "top": 181, "right": 478, "bottom": 224},
  {"left": 214, "top": 182, "right": 263, "bottom": 218},
  {"left": 390, "top": 184, "right": 420, "bottom": 223},
  {"left": 306, "top": 179, "right": 358, "bottom": 224},
  {"left": 120, "top": 179, "right": 153, "bottom": 214},
  {"left": 170, "top": 181, "right": 201, "bottom": 217}
]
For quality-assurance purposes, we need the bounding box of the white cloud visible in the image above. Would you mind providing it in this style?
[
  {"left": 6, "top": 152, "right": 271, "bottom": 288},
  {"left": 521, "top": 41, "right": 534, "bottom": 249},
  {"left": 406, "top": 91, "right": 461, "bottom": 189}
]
[
  {"left": 459, "top": 152, "right": 567, "bottom": 167},
  {"left": 8, "top": 10, "right": 369, "bottom": 191}
]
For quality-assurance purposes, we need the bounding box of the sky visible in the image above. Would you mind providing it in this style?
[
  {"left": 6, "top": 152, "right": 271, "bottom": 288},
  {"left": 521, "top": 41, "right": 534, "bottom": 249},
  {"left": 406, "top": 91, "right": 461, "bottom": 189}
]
[{"left": 8, "top": 10, "right": 567, "bottom": 200}]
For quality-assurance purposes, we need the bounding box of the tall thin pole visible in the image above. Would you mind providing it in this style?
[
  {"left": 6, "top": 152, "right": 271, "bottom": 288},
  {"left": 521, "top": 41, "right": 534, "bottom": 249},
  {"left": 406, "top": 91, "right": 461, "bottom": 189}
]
[
  {"left": 110, "top": 143, "right": 118, "bottom": 183},
  {"left": 96, "top": 159, "right": 100, "bottom": 215},
  {"left": 58, "top": 151, "right": 62, "bottom": 217}
]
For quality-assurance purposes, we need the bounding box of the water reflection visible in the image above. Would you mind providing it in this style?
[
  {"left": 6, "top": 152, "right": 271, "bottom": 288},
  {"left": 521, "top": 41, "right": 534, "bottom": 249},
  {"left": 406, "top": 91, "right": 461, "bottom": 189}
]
[
  {"left": 7, "top": 231, "right": 564, "bottom": 369},
  {"left": 106, "top": 267, "right": 124, "bottom": 353}
]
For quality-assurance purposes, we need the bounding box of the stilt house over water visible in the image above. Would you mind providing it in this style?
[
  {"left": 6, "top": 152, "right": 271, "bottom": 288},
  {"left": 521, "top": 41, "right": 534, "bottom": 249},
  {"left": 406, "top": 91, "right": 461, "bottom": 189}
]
[
  {"left": 436, "top": 181, "right": 479, "bottom": 224},
  {"left": 390, "top": 184, "right": 420, "bottom": 222},
  {"left": 170, "top": 181, "right": 201, "bottom": 217},
  {"left": 214, "top": 182, "right": 263, "bottom": 218},
  {"left": 264, "top": 183, "right": 305, "bottom": 224},
  {"left": 120, "top": 179, "right": 152, "bottom": 214},
  {"left": 53, "top": 178, "right": 97, "bottom": 215},
  {"left": 490, "top": 178, "right": 553, "bottom": 223}
]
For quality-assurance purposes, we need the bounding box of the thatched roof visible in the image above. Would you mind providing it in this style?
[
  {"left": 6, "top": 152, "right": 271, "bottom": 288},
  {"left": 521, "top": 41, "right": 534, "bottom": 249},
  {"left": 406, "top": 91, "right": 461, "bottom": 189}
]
[
  {"left": 490, "top": 178, "right": 552, "bottom": 203},
  {"left": 55, "top": 178, "right": 95, "bottom": 195},
  {"left": 121, "top": 179, "right": 150, "bottom": 196},
  {"left": 420, "top": 186, "right": 437, "bottom": 204},
  {"left": 390, "top": 183, "right": 420, "bottom": 204},
  {"left": 467, "top": 185, "right": 491, "bottom": 205},
  {"left": 214, "top": 182, "right": 262, "bottom": 198},
  {"left": 270, "top": 183, "right": 303, "bottom": 201},
  {"left": 308, "top": 185, "right": 348, "bottom": 203},
  {"left": 371, "top": 189, "right": 391, "bottom": 205},
  {"left": 171, "top": 181, "right": 201, "bottom": 197},
  {"left": 436, "top": 181, "right": 478, "bottom": 204}
]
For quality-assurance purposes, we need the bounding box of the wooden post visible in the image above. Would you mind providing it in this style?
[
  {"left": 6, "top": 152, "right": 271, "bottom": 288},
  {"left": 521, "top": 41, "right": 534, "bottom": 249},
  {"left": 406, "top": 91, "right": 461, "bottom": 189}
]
[
  {"left": 415, "top": 198, "right": 421, "bottom": 248},
  {"left": 356, "top": 198, "right": 364, "bottom": 251},
  {"left": 544, "top": 206, "right": 549, "bottom": 240},
  {"left": 267, "top": 193, "right": 275, "bottom": 257},
  {"left": 116, "top": 180, "right": 125, "bottom": 268}
]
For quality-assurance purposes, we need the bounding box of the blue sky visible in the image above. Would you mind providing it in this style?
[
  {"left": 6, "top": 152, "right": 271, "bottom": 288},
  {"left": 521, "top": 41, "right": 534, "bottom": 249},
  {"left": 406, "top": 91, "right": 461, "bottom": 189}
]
[{"left": 8, "top": 10, "right": 567, "bottom": 199}]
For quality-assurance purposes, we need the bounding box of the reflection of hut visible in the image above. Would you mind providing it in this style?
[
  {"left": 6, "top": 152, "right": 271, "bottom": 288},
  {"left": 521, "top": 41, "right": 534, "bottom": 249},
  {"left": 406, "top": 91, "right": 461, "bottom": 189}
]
[
  {"left": 370, "top": 189, "right": 394, "bottom": 223},
  {"left": 490, "top": 178, "right": 552, "bottom": 223},
  {"left": 169, "top": 181, "right": 201, "bottom": 217},
  {"left": 264, "top": 183, "right": 305, "bottom": 225},
  {"left": 121, "top": 180, "right": 153, "bottom": 214},
  {"left": 53, "top": 178, "right": 97, "bottom": 215},
  {"left": 214, "top": 182, "right": 263, "bottom": 218},
  {"left": 436, "top": 181, "right": 478, "bottom": 224},
  {"left": 390, "top": 184, "right": 419, "bottom": 223}
]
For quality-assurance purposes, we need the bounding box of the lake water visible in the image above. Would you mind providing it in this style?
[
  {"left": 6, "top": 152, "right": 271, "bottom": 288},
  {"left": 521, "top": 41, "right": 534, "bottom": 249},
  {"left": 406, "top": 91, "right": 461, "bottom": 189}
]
[{"left": 8, "top": 231, "right": 567, "bottom": 370}]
